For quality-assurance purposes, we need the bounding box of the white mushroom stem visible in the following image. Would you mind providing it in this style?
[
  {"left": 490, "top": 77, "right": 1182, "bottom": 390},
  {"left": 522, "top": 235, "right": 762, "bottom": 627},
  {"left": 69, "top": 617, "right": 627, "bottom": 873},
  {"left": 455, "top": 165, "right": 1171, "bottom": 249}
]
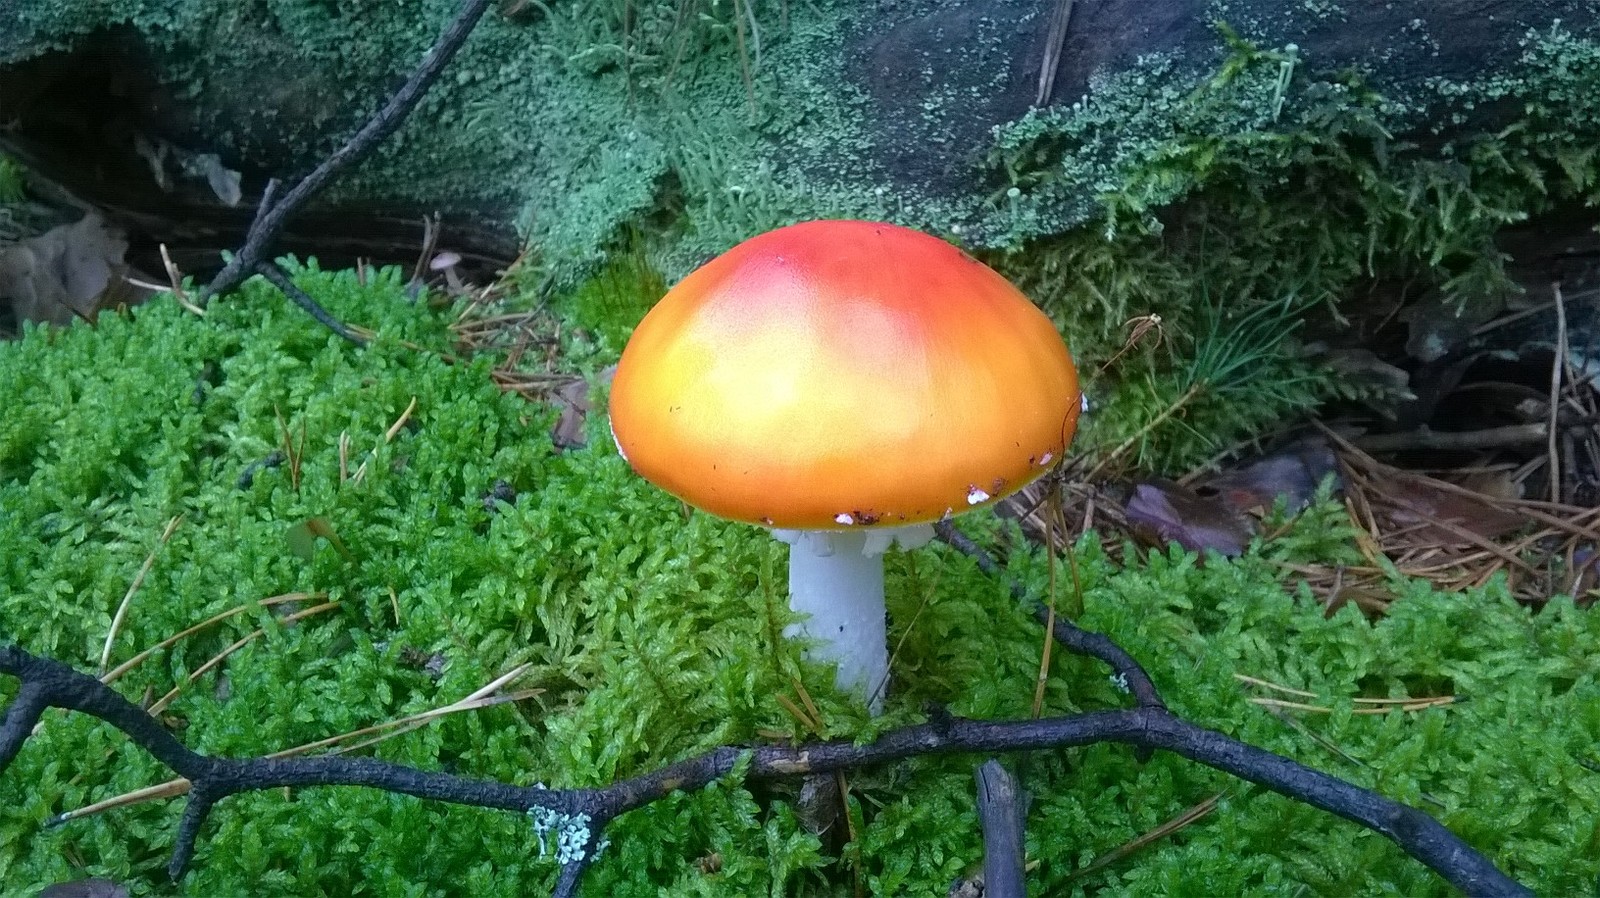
[{"left": 771, "top": 524, "right": 935, "bottom": 714}]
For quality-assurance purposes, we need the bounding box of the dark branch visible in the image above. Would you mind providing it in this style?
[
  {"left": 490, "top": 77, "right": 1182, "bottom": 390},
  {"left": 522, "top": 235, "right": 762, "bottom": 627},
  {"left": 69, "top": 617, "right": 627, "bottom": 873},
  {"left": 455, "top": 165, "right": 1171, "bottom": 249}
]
[
  {"left": 975, "top": 760, "right": 1028, "bottom": 898},
  {"left": 171, "top": 784, "right": 218, "bottom": 880},
  {"left": 933, "top": 520, "right": 1166, "bottom": 710},
  {"left": 199, "top": 0, "right": 494, "bottom": 330},
  {"left": 254, "top": 262, "right": 367, "bottom": 346},
  {"left": 0, "top": 680, "right": 47, "bottom": 767},
  {"left": 0, "top": 634, "right": 1528, "bottom": 896}
]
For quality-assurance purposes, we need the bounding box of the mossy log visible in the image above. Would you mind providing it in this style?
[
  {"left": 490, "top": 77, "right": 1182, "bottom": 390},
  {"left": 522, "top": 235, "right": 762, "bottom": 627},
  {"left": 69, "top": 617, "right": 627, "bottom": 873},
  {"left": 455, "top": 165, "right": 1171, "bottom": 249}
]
[{"left": 0, "top": 0, "right": 1595, "bottom": 278}]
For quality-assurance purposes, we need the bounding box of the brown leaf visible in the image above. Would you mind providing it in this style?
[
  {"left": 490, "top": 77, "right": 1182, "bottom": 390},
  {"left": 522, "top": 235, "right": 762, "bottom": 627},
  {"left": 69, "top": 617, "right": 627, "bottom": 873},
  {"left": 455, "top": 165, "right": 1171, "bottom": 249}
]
[
  {"left": 550, "top": 378, "right": 591, "bottom": 449},
  {"left": 1125, "top": 479, "right": 1253, "bottom": 557},
  {"left": 1403, "top": 289, "right": 1497, "bottom": 363},
  {"left": 1199, "top": 444, "right": 1340, "bottom": 517},
  {"left": 550, "top": 366, "right": 617, "bottom": 450},
  {"left": 1371, "top": 473, "right": 1526, "bottom": 543},
  {"left": 285, "top": 517, "right": 355, "bottom": 563},
  {"left": 1320, "top": 347, "right": 1413, "bottom": 394},
  {"left": 0, "top": 212, "right": 147, "bottom": 325}
]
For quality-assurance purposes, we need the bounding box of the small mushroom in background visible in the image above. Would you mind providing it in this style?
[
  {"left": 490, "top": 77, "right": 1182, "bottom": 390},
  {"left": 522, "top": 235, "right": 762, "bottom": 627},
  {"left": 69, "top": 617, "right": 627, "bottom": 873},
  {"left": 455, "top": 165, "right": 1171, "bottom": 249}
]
[{"left": 608, "top": 220, "right": 1080, "bottom": 712}]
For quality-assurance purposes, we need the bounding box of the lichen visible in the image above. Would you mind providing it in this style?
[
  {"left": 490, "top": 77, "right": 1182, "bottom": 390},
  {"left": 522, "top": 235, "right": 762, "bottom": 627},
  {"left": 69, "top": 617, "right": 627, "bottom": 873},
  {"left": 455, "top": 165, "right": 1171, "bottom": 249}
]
[
  {"left": 528, "top": 800, "right": 609, "bottom": 866},
  {"left": 6, "top": 2, "right": 1596, "bottom": 292},
  {"left": 8, "top": 2, "right": 1600, "bottom": 469}
]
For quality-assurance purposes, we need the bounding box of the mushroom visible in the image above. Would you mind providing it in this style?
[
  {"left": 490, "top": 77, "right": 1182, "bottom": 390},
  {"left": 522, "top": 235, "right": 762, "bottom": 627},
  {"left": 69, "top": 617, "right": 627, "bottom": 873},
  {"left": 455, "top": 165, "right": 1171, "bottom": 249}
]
[{"left": 608, "top": 220, "right": 1080, "bottom": 711}]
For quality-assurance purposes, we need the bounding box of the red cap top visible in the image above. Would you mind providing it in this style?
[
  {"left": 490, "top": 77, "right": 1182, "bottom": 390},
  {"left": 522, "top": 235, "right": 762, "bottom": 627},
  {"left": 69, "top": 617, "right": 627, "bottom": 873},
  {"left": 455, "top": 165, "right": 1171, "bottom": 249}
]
[{"left": 609, "top": 220, "right": 1080, "bottom": 529}]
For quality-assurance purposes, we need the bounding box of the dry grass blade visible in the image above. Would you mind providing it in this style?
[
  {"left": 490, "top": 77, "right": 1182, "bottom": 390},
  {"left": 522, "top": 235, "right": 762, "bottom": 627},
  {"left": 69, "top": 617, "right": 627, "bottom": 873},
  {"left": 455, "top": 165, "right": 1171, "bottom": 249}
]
[
  {"left": 99, "top": 515, "right": 185, "bottom": 673},
  {"left": 51, "top": 780, "right": 195, "bottom": 825},
  {"left": 776, "top": 675, "right": 861, "bottom": 894},
  {"left": 384, "top": 397, "right": 419, "bottom": 442},
  {"left": 1547, "top": 282, "right": 1568, "bottom": 503},
  {"left": 792, "top": 677, "right": 825, "bottom": 732},
  {"left": 1315, "top": 422, "right": 1600, "bottom": 606},
  {"left": 1237, "top": 674, "right": 1456, "bottom": 715},
  {"left": 773, "top": 693, "right": 815, "bottom": 733},
  {"left": 1032, "top": 510, "right": 1060, "bottom": 719},
  {"left": 1324, "top": 424, "right": 1600, "bottom": 530},
  {"left": 300, "top": 688, "right": 545, "bottom": 753},
  {"left": 146, "top": 601, "right": 341, "bottom": 715},
  {"left": 159, "top": 244, "right": 205, "bottom": 316},
  {"left": 50, "top": 670, "right": 541, "bottom": 826},
  {"left": 351, "top": 397, "right": 419, "bottom": 485},
  {"left": 101, "top": 593, "right": 325, "bottom": 686},
  {"left": 729, "top": 0, "right": 758, "bottom": 110},
  {"left": 1250, "top": 696, "right": 1455, "bottom": 715},
  {"left": 874, "top": 556, "right": 942, "bottom": 711},
  {"left": 1234, "top": 673, "right": 1318, "bottom": 699},
  {"left": 280, "top": 669, "right": 538, "bottom": 756},
  {"left": 274, "top": 406, "right": 306, "bottom": 493},
  {"left": 1061, "top": 792, "right": 1225, "bottom": 886},
  {"left": 1084, "top": 383, "right": 1204, "bottom": 482}
]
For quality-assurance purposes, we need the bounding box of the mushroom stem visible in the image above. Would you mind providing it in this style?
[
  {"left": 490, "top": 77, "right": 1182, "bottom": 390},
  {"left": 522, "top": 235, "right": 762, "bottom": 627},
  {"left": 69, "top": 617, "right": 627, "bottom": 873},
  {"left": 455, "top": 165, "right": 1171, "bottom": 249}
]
[{"left": 773, "top": 525, "right": 934, "bottom": 714}]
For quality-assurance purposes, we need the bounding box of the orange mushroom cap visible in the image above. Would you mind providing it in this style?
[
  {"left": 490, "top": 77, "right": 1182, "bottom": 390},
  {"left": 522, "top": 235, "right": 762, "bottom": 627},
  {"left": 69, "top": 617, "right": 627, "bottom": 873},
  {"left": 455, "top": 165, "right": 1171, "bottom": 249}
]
[{"left": 608, "top": 220, "right": 1080, "bottom": 530}]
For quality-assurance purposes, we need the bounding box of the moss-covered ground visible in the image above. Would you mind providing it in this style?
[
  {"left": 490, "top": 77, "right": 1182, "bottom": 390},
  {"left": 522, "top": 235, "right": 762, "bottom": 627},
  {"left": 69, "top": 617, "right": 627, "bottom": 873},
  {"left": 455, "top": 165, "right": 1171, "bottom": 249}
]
[{"left": 2, "top": 267, "right": 1599, "bottom": 895}]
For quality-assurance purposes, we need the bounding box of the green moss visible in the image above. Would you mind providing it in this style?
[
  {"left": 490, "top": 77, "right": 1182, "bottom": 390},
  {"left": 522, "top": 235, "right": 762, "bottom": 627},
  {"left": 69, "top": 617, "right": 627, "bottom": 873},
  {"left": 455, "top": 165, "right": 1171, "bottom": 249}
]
[
  {"left": 972, "top": 22, "right": 1600, "bottom": 471},
  {"left": 553, "top": 240, "right": 666, "bottom": 353},
  {"left": 4, "top": 9, "right": 1600, "bottom": 887},
  {"left": 2, "top": 270, "right": 1599, "bottom": 895},
  {"left": 0, "top": 153, "right": 25, "bottom": 205}
]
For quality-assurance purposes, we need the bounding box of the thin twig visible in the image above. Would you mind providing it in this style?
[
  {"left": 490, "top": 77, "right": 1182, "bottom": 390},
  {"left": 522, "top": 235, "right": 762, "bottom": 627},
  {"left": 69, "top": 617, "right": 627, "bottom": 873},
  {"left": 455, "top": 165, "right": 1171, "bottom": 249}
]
[
  {"left": 1548, "top": 283, "right": 1568, "bottom": 503},
  {"left": 255, "top": 262, "right": 367, "bottom": 346},
  {"left": 0, "top": 643, "right": 1529, "bottom": 896},
  {"left": 1035, "top": 0, "right": 1076, "bottom": 106}
]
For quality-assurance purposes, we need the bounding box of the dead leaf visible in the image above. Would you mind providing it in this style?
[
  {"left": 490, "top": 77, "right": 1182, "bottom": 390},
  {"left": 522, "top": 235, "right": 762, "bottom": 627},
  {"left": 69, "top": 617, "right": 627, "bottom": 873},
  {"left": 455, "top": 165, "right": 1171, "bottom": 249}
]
[
  {"left": 1403, "top": 289, "right": 1497, "bottom": 363},
  {"left": 1371, "top": 473, "right": 1527, "bottom": 543},
  {"left": 795, "top": 773, "right": 843, "bottom": 840},
  {"left": 550, "top": 366, "right": 615, "bottom": 450},
  {"left": 181, "top": 152, "right": 243, "bottom": 207},
  {"left": 1199, "top": 444, "right": 1340, "bottom": 517},
  {"left": 481, "top": 478, "right": 517, "bottom": 512},
  {"left": 0, "top": 212, "right": 149, "bottom": 325},
  {"left": 1125, "top": 479, "right": 1253, "bottom": 556},
  {"left": 946, "top": 874, "right": 984, "bottom": 898},
  {"left": 1459, "top": 467, "right": 1525, "bottom": 502},
  {"left": 285, "top": 517, "right": 356, "bottom": 563},
  {"left": 1320, "top": 347, "right": 1413, "bottom": 394},
  {"left": 136, "top": 134, "right": 242, "bottom": 206}
]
